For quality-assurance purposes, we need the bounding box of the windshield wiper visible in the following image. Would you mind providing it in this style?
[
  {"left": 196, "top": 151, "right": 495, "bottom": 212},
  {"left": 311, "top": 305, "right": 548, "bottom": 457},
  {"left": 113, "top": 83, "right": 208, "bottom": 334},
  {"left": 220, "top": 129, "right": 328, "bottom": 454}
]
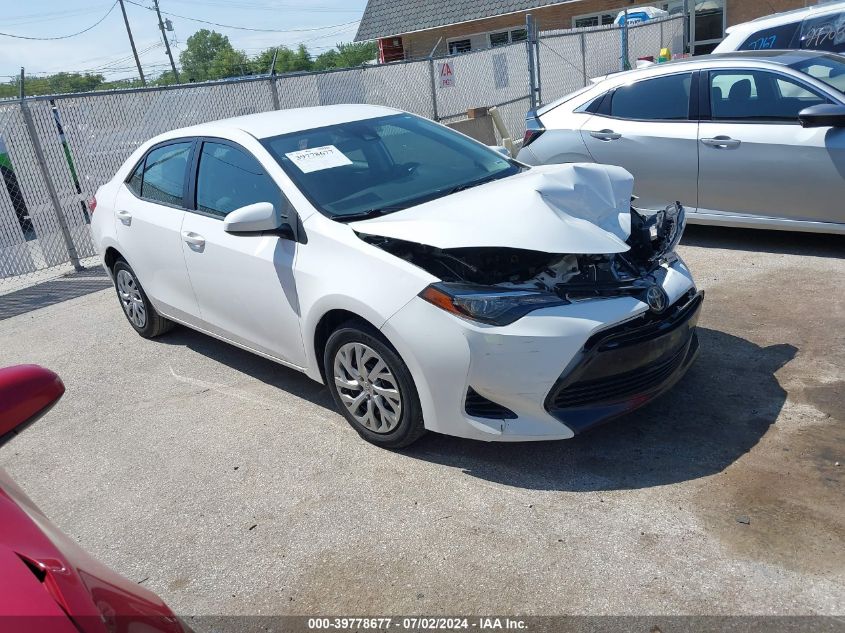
[
  {"left": 335, "top": 206, "right": 406, "bottom": 222},
  {"left": 445, "top": 173, "right": 508, "bottom": 195}
]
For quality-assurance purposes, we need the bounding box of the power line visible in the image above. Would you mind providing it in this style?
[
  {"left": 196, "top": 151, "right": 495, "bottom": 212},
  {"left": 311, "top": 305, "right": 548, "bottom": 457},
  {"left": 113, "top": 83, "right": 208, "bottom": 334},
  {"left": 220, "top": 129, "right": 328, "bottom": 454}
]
[
  {"left": 0, "top": 1, "right": 119, "bottom": 40},
  {"left": 0, "top": 6, "right": 108, "bottom": 28},
  {"left": 124, "top": 0, "right": 360, "bottom": 34}
]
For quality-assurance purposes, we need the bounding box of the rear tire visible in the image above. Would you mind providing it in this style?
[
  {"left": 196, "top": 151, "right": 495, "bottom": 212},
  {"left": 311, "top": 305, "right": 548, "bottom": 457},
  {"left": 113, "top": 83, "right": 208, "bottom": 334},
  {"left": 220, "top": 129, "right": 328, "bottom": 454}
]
[
  {"left": 324, "top": 320, "right": 426, "bottom": 448},
  {"left": 112, "top": 259, "right": 174, "bottom": 338}
]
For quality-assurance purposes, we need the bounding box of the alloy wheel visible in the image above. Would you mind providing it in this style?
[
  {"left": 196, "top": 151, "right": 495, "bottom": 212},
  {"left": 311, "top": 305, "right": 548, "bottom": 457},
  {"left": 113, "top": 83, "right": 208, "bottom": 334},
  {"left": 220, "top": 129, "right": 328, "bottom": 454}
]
[
  {"left": 116, "top": 269, "right": 147, "bottom": 329},
  {"left": 333, "top": 342, "right": 403, "bottom": 434}
]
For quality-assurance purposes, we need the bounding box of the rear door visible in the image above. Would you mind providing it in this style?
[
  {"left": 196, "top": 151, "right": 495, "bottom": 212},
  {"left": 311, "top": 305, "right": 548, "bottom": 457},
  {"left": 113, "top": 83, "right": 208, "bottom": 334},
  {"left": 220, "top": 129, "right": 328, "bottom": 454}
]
[
  {"left": 698, "top": 68, "right": 845, "bottom": 223},
  {"left": 114, "top": 140, "right": 201, "bottom": 321},
  {"left": 180, "top": 139, "right": 306, "bottom": 367},
  {"left": 580, "top": 71, "right": 699, "bottom": 212}
]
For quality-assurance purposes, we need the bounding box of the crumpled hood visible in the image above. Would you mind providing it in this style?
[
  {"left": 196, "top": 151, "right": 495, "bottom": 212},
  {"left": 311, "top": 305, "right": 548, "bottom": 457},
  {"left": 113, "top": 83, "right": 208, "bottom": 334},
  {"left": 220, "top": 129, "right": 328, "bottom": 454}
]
[{"left": 350, "top": 163, "right": 635, "bottom": 254}]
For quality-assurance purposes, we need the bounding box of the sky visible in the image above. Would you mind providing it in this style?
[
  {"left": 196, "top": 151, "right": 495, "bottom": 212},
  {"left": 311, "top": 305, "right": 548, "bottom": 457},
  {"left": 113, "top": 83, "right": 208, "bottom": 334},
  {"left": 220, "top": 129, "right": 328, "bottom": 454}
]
[{"left": 0, "top": 0, "right": 370, "bottom": 82}]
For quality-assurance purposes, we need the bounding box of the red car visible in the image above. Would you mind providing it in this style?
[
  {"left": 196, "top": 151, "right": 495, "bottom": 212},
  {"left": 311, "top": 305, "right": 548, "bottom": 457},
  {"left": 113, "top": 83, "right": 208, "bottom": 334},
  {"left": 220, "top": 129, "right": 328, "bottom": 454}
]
[{"left": 0, "top": 365, "right": 190, "bottom": 633}]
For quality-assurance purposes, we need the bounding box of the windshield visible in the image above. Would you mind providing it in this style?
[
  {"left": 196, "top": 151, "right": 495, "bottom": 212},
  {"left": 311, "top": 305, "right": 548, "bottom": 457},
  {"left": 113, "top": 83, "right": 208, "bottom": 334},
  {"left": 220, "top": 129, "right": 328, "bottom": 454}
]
[
  {"left": 262, "top": 113, "right": 520, "bottom": 221},
  {"left": 790, "top": 53, "right": 845, "bottom": 94}
]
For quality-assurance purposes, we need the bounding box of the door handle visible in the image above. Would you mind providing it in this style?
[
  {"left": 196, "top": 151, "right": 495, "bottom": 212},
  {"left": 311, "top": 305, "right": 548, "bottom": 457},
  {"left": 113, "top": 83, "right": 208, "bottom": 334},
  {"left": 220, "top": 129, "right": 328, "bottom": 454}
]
[
  {"left": 116, "top": 210, "right": 132, "bottom": 226},
  {"left": 182, "top": 231, "right": 206, "bottom": 251},
  {"left": 590, "top": 129, "right": 622, "bottom": 141},
  {"left": 701, "top": 136, "right": 741, "bottom": 149}
]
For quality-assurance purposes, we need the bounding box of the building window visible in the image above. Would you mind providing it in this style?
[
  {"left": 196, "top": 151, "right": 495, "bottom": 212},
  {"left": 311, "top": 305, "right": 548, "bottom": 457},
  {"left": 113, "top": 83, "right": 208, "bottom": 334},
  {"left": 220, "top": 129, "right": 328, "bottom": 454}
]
[
  {"left": 573, "top": 13, "right": 615, "bottom": 28},
  {"left": 489, "top": 28, "right": 529, "bottom": 47},
  {"left": 448, "top": 39, "right": 471, "bottom": 54},
  {"left": 489, "top": 31, "right": 510, "bottom": 47}
]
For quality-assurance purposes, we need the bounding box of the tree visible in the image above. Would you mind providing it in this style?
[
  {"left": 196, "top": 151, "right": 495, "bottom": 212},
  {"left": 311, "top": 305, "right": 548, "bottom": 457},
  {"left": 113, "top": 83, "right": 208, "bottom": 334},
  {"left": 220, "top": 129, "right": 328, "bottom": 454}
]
[
  {"left": 334, "top": 41, "right": 378, "bottom": 67},
  {"left": 253, "top": 44, "right": 313, "bottom": 75},
  {"left": 179, "top": 29, "right": 248, "bottom": 82},
  {"left": 314, "top": 42, "right": 376, "bottom": 71}
]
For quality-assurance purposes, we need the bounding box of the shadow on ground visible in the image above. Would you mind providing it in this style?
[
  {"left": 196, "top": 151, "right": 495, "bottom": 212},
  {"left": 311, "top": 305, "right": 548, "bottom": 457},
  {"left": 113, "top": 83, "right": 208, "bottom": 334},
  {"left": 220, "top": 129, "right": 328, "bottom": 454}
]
[
  {"left": 682, "top": 224, "right": 845, "bottom": 258},
  {"left": 0, "top": 267, "right": 110, "bottom": 320},
  {"left": 402, "top": 328, "right": 795, "bottom": 491},
  {"left": 161, "top": 324, "right": 796, "bottom": 492},
  {"left": 159, "top": 327, "right": 335, "bottom": 410}
]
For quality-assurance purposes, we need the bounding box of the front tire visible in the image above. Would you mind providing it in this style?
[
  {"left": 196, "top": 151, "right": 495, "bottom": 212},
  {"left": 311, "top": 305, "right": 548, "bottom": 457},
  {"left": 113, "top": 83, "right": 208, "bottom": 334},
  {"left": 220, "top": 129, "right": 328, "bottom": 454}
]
[
  {"left": 112, "top": 259, "right": 174, "bottom": 338},
  {"left": 324, "top": 321, "right": 426, "bottom": 448}
]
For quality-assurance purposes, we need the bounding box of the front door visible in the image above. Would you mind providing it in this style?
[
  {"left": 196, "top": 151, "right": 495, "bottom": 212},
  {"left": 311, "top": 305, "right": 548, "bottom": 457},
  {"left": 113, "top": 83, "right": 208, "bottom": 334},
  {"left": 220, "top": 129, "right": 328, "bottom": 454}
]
[
  {"left": 698, "top": 68, "right": 845, "bottom": 224},
  {"left": 581, "top": 71, "right": 699, "bottom": 212},
  {"left": 180, "top": 140, "right": 306, "bottom": 367}
]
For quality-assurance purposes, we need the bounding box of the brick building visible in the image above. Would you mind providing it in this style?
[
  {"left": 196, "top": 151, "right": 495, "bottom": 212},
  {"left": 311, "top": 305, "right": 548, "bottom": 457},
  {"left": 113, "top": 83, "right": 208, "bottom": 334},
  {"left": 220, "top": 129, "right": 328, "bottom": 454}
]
[{"left": 355, "top": 0, "right": 822, "bottom": 62}]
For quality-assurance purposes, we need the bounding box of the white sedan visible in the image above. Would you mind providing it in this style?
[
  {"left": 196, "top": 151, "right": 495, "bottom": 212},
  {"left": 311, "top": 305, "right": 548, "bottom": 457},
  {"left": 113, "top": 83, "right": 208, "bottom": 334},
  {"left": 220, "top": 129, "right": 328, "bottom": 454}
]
[
  {"left": 518, "top": 50, "right": 845, "bottom": 234},
  {"left": 91, "top": 104, "right": 701, "bottom": 447}
]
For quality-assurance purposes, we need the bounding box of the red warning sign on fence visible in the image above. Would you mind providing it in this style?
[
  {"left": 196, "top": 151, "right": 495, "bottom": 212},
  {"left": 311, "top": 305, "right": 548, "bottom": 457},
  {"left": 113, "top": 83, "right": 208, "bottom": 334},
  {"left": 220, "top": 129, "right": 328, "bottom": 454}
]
[{"left": 439, "top": 62, "right": 454, "bottom": 87}]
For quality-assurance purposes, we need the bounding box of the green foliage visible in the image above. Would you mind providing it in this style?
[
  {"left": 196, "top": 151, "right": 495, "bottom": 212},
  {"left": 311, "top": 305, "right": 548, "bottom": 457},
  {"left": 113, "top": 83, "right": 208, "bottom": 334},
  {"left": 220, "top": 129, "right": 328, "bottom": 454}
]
[
  {"left": 0, "top": 33, "right": 380, "bottom": 98},
  {"left": 179, "top": 29, "right": 242, "bottom": 82}
]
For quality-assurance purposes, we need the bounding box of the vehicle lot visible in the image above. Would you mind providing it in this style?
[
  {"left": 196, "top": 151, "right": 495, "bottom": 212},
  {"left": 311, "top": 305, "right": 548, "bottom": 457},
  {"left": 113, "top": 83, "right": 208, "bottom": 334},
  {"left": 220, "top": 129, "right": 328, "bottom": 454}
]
[{"left": 0, "top": 226, "right": 842, "bottom": 619}]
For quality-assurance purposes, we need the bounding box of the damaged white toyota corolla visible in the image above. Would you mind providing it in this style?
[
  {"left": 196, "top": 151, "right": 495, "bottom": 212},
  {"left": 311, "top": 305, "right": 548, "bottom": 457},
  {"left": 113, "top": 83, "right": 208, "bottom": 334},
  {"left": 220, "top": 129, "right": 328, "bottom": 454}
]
[{"left": 91, "top": 105, "right": 703, "bottom": 448}]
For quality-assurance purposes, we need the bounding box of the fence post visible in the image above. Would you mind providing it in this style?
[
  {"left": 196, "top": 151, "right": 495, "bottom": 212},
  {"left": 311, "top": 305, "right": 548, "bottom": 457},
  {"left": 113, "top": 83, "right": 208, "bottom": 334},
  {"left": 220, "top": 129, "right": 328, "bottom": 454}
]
[
  {"left": 580, "top": 32, "right": 588, "bottom": 88},
  {"left": 526, "top": 13, "right": 538, "bottom": 111},
  {"left": 19, "top": 100, "right": 83, "bottom": 272},
  {"left": 533, "top": 18, "right": 542, "bottom": 106},
  {"left": 427, "top": 57, "right": 439, "bottom": 122},
  {"left": 268, "top": 71, "right": 281, "bottom": 111}
]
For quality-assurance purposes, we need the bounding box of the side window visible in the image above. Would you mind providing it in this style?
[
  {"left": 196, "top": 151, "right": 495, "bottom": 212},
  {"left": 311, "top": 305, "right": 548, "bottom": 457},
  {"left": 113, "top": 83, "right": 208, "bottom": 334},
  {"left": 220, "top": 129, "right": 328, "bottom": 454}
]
[
  {"left": 196, "top": 142, "right": 280, "bottom": 219},
  {"left": 709, "top": 70, "right": 828, "bottom": 121},
  {"left": 609, "top": 74, "right": 692, "bottom": 120},
  {"left": 739, "top": 22, "right": 800, "bottom": 51},
  {"left": 140, "top": 142, "right": 191, "bottom": 206},
  {"left": 127, "top": 160, "right": 143, "bottom": 197}
]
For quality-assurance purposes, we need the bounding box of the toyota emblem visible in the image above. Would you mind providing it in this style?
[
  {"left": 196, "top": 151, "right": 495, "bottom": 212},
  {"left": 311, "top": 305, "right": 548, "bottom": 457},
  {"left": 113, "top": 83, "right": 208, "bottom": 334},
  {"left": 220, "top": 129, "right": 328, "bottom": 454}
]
[{"left": 646, "top": 285, "right": 668, "bottom": 313}]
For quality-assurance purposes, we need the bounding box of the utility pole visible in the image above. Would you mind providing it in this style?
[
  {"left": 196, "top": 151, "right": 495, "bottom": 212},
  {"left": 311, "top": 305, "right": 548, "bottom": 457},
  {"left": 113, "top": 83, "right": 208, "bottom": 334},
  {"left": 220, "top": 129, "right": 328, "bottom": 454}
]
[
  {"left": 118, "top": 0, "right": 146, "bottom": 86},
  {"left": 682, "top": 0, "right": 690, "bottom": 54},
  {"left": 153, "top": 0, "right": 180, "bottom": 82}
]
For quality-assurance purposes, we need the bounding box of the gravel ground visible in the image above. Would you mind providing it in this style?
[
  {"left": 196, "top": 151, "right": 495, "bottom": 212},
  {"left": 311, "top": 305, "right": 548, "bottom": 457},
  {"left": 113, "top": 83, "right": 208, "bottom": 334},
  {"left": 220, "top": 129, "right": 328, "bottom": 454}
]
[{"left": 0, "top": 225, "right": 843, "bottom": 620}]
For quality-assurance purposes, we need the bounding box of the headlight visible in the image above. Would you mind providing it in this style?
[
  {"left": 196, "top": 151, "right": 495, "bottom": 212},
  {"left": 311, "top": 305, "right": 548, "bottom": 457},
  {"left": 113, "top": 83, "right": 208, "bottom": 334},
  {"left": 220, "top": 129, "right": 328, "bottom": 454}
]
[{"left": 420, "top": 283, "right": 568, "bottom": 326}]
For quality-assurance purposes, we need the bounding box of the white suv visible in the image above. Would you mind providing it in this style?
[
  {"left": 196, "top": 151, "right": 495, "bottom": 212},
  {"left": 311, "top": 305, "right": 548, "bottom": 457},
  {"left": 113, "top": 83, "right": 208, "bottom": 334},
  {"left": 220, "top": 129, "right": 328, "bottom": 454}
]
[
  {"left": 91, "top": 105, "right": 700, "bottom": 447},
  {"left": 715, "top": 1, "right": 845, "bottom": 53}
]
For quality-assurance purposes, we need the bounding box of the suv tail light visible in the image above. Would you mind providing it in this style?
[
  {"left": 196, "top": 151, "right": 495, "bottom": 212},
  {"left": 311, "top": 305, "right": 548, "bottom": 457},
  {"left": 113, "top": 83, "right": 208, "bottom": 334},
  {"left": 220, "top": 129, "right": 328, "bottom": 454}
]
[
  {"left": 522, "top": 109, "right": 545, "bottom": 148},
  {"left": 87, "top": 196, "right": 97, "bottom": 214}
]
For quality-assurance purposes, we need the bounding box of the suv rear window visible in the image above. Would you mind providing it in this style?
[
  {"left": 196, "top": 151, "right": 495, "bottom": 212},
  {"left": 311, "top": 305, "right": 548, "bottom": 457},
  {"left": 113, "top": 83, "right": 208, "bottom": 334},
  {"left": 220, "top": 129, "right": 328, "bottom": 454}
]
[
  {"left": 798, "top": 12, "right": 845, "bottom": 52},
  {"left": 739, "top": 22, "right": 800, "bottom": 51}
]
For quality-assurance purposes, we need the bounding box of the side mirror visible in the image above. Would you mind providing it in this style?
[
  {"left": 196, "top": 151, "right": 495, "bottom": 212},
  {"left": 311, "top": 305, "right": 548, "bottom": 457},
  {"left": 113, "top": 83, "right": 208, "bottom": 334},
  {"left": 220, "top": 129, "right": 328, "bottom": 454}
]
[
  {"left": 0, "top": 365, "right": 65, "bottom": 444},
  {"left": 798, "top": 104, "right": 845, "bottom": 128},
  {"left": 489, "top": 145, "right": 511, "bottom": 158},
  {"left": 223, "top": 202, "right": 281, "bottom": 233}
]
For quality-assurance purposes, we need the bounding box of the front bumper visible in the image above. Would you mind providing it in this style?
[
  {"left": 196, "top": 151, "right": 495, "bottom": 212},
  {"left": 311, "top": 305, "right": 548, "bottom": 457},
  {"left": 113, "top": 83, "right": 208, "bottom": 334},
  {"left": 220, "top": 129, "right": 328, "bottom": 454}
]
[
  {"left": 381, "top": 259, "right": 701, "bottom": 442},
  {"left": 545, "top": 290, "right": 702, "bottom": 434}
]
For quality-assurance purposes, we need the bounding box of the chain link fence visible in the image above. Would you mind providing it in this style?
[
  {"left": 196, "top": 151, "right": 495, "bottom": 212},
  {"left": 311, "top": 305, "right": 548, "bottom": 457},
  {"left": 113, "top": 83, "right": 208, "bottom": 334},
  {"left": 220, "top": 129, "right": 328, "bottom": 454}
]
[
  {"left": 537, "top": 16, "right": 683, "bottom": 105},
  {"left": 0, "top": 15, "right": 682, "bottom": 294}
]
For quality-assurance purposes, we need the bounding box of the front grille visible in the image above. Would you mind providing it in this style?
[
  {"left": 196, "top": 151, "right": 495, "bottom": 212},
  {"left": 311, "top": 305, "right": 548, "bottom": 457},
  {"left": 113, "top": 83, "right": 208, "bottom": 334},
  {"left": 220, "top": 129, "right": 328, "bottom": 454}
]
[
  {"left": 545, "top": 291, "right": 703, "bottom": 418},
  {"left": 550, "top": 340, "right": 691, "bottom": 409},
  {"left": 465, "top": 387, "right": 517, "bottom": 420}
]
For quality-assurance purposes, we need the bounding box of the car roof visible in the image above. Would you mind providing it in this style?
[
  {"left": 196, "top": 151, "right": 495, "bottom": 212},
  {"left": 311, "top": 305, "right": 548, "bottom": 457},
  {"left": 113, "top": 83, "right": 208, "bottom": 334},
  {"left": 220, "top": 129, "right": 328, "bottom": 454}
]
[
  {"left": 741, "top": 1, "right": 845, "bottom": 29},
  {"left": 155, "top": 104, "right": 402, "bottom": 142},
  {"left": 605, "top": 49, "right": 838, "bottom": 77},
  {"left": 537, "top": 49, "right": 843, "bottom": 115}
]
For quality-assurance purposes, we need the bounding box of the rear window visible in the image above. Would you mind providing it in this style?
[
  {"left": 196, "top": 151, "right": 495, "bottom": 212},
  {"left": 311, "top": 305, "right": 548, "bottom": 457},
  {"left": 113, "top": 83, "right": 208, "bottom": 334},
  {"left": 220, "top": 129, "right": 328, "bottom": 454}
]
[
  {"left": 609, "top": 73, "right": 692, "bottom": 120},
  {"left": 739, "top": 22, "right": 800, "bottom": 51},
  {"left": 798, "top": 12, "right": 845, "bottom": 52}
]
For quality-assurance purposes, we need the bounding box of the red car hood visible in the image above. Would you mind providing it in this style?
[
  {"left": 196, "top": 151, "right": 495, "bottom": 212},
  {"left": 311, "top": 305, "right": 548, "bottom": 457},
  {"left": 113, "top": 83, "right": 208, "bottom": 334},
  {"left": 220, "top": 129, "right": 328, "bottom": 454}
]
[{"left": 0, "top": 468, "right": 186, "bottom": 633}]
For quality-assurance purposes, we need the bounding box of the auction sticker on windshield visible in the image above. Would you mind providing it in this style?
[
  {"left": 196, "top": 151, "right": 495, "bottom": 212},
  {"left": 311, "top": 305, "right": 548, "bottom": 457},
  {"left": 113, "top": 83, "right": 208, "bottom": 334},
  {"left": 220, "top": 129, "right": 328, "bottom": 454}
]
[{"left": 285, "top": 145, "right": 353, "bottom": 173}]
